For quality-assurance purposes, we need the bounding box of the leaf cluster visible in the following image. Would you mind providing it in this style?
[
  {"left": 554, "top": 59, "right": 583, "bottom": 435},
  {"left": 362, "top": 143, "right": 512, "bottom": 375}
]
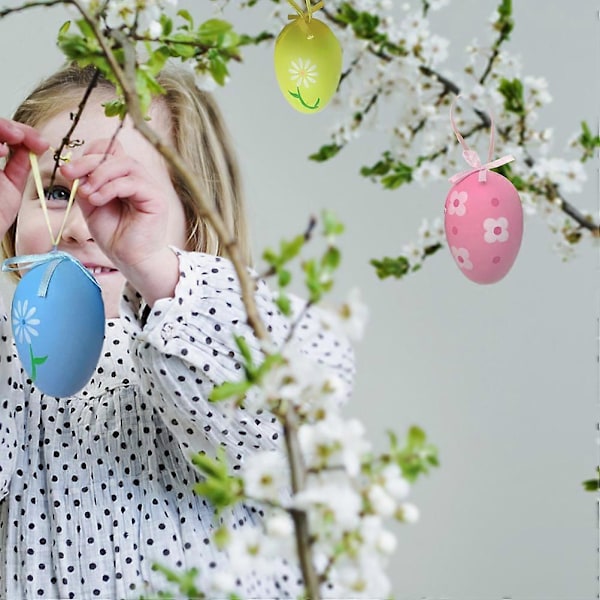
[
  {"left": 209, "top": 336, "right": 283, "bottom": 403},
  {"left": 582, "top": 467, "right": 600, "bottom": 492},
  {"left": 191, "top": 451, "right": 244, "bottom": 510},
  {"left": 360, "top": 151, "right": 413, "bottom": 190},
  {"left": 336, "top": 2, "right": 406, "bottom": 57},
  {"left": 388, "top": 426, "right": 439, "bottom": 483},
  {"left": 578, "top": 121, "right": 600, "bottom": 163}
]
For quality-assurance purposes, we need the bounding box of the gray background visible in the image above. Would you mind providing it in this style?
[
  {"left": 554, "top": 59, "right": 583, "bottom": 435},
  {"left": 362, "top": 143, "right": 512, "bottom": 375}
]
[{"left": 0, "top": 1, "right": 597, "bottom": 599}]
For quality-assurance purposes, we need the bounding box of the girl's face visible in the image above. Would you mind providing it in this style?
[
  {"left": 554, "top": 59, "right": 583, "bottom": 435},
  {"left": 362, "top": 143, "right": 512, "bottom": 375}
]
[{"left": 14, "top": 94, "right": 188, "bottom": 318}]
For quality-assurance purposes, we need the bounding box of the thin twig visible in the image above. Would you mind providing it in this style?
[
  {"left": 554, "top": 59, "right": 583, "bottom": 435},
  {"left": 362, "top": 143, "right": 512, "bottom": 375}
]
[
  {"left": 283, "top": 410, "right": 321, "bottom": 598},
  {"left": 0, "top": 0, "right": 68, "bottom": 18},
  {"left": 46, "top": 68, "right": 101, "bottom": 199}
]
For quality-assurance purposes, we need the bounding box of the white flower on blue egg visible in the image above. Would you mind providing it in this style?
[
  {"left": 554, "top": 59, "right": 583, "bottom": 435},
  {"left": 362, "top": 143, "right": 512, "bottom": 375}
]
[{"left": 12, "top": 300, "right": 41, "bottom": 345}]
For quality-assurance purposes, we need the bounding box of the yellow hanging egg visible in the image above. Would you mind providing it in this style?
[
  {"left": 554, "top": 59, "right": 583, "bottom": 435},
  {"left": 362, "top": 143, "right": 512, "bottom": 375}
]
[{"left": 274, "top": 17, "right": 342, "bottom": 114}]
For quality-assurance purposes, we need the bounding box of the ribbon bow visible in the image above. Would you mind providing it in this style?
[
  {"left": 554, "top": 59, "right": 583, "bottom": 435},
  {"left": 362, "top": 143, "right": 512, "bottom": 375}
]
[
  {"left": 449, "top": 95, "right": 514, "bottom": 185},
  {"left": 286, "top": 0, "right": 324, "bottom": 37},
  {"left": 2, "top": 250, "right": 100, "bottom": 298},
  {"left": 287, "top": 0, "right": 324, "bottom": 20}
]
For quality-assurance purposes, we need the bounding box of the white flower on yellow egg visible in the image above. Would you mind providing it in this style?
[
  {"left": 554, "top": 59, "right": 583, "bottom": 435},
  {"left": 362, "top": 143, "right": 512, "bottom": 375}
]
[{"left": 288, "top": 58, "right": 319, "bottom": 88}]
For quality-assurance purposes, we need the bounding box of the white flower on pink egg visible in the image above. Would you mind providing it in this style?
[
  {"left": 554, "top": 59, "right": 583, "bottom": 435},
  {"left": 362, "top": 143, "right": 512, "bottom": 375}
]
[
  {"left": 483, "top": 217, "right": 509, "bottom": 243},
  {"left": 447, "top": 190, "right": 468, "bottom": 216},
  {"left": 450, "top": 247, "right": 473, "bottom": 270}
]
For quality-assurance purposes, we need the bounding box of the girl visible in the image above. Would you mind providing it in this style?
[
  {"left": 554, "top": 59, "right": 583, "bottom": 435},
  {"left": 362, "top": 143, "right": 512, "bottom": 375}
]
[{"left": 0, "top": 64, "right": 354, "bottom": 599}]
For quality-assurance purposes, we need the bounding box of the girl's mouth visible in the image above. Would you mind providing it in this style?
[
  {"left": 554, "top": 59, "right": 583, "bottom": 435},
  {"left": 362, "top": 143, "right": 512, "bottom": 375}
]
[{"left": 84, "top": 265, "right": 118, "bottom": 276}]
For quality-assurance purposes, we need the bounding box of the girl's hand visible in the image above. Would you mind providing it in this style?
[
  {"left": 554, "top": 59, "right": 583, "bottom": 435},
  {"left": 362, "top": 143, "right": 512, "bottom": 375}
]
[
  {"left": 60, "top": 138, "right": 184, "bottom": 305},
  {"left": 0, "top": 118, "right": 49, "bottom": 239}
]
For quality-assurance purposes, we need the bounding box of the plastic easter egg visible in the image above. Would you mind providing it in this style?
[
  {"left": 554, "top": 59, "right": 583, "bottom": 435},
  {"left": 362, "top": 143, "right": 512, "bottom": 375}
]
[
  {"left": 10, "top": 253, "right": 105, "bottom": 397},
  {"left": 274, "top": 17, "right": 342, "bottom": 113},
  {"left": 444, "top": 171, "right": 523, "bottom": 284}
]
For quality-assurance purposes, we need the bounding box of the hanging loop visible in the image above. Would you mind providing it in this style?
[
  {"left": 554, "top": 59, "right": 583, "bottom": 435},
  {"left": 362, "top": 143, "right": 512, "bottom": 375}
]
[
  {"left": 448, "top": 95, "right": 515, "bottom": 185},
  {"left": 29, "top": 151, "right": 80, "bottom": 248}
]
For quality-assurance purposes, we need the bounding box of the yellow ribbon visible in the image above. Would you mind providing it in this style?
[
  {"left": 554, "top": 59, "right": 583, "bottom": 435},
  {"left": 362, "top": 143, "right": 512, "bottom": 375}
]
[
  {"left": 287, "top": 0, "right": 324, "bottom": 21},
  {"left": 29, "top": 151, "right": 80, "bottom": 249}
]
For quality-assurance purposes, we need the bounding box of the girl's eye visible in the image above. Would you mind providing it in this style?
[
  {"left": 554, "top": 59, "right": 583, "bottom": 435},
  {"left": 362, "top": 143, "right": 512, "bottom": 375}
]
[{"left": 43, "top": 185, "right": 71, "bottom": 202}]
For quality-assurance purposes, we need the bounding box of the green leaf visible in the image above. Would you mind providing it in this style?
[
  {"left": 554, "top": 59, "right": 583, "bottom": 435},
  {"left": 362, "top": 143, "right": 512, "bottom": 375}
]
[
  {"left": 149, "top": 564, "right": 204, "bottom": 598},
  {"left": 58, "top": 20, "right": 70, "bottom": 35},
  {"left": 102, "top": 99, "right": 127, "bottom": 119},
  {"left": 275, "top": 292, "right": 292, "bottom": 316},
  {"left": 578, "top": 121, "right": 600, "bottom": 162},
  {"left": 208, "top": 53, "right": 228, "bottom": 86},
  {"left": 198, "top": 18, "right": 233, "bottom": 41},
  {"left": 193, "top": 476, "right": 242, "bottom": 509},
  {"left": 176, "top": 8, "right": 194, "bottom": 28},
  {"left": 381, "top": 163, "right": 413, "bottom": 189},
  {"left": 495, "top": 0, "right": 514, "bottom": 39},
  {"left": 309, "top": 143, "right": 342, "bottom": 162},
  {"left": 234, "top": 335, "right": 253, "bottom": 367},
  {"left": 582, "top": 468, "right": 600, "bottom": 491},
  {"left": 209, "top": 380, "right": 251, "bottom": 402},
  {"left": 408, "top": 425, "right": 426, "bottom": 446},
  {"left": 498, "top": 77, "right": 525, "bottom": 116},
  {"left": 322, "top": 210, "right": 345, "bottom": 237},
  {"left": 280, "top": 234, "right": 305, "bottom": 263},
  {"left": 322, "top": 246, "right": 341, "bottom": 272},
  {"left": 361, "top": 158, "right": 391, "bottom": 177},
  {"left": 160, "top": 14, "right": 173, "bottom": 37},
  {"left": 370, "top": 256, "right": 410, "bottom": 279},
  {"left": 213, "top": 525, "right": 230, "bottom": 549},
  {"left": 191, "top": 452, "right": 227, "bottom": 480},
  {"left": 277, "top": 268, "right": 291, "bottom": 288},
  {"left": 393, "top": 425, "right": 440, "bottom": 483}
]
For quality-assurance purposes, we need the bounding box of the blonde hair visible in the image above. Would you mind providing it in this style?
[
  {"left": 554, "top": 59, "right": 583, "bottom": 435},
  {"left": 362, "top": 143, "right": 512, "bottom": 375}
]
[{"left": 2, "top": 62, "right": 251, "bottom": 270}]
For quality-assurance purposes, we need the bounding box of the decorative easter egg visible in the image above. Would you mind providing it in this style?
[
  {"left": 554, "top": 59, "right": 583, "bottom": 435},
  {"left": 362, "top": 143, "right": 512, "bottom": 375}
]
[
  {"left": 274, "top": 17, "right": 342, "bottom": 113},
  {"left": 9, "top": 252, "right": 105, "bottom": 397},
  {"left": 444, "top": 171, "right": 523, "bottom": 284}
]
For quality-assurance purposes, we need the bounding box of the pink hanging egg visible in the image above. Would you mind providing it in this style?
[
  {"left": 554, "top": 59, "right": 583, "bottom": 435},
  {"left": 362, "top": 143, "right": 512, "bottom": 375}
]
[{"left": 444, "top": 170, "right": 523, "bottom": 284}]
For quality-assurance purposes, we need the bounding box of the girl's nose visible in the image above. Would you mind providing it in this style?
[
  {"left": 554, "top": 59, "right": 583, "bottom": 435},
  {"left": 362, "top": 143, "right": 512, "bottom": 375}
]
[{"left": 59, "top": 203, "right": 93, "bottom": 244}]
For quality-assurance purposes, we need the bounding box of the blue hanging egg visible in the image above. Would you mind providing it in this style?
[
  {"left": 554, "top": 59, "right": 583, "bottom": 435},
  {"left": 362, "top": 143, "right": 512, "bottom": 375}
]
[{"left": 6, "top": 252, "right": 105, "bottom": 397}]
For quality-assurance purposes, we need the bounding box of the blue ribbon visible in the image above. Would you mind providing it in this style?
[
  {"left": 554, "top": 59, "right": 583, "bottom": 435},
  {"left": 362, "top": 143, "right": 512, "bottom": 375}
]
[{"left": 2, "top": 250, "right": 101, "bottom": 298}]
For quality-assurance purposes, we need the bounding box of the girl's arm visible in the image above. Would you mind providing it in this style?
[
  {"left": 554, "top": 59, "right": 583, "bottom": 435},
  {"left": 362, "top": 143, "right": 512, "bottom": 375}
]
[{"left": 120, "top": 248, "right": 355, "bottom": 470}]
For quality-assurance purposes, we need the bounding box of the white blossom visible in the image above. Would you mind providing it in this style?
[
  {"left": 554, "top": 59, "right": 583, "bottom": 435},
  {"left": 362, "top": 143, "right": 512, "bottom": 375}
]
[
  {"left": 207, "top": 571, "right": 237, "bottom": 596},
  {"left": 397, "top": 501, "right": 420, "bottom": 524},
  {"left": 412, "top": 161, "right": 442, "bottom": 185},
  {"left": 420, "top": 33, "right": 449, "bottom": 66},
  {"left": 367, "top": 484, "right": 397, "bottom": 518},
  {"left": 428, "top": 0, "right": 450, "bottom": 9},
  {"left": 265, "top": 512, "right": 294, "bottom": 539},
  {"left": 379, "top": 463, "right": 411, "bottom": 501},
  {"left": 533, "top": 158, "right": 587, "bottom": 194},
  {"left": 242, "top": 451, "right": 289, "bottom": 503},
  {"left": 319, "top": 288, "right": 369, "bottom": 342},
  {"left": 525, "top": 75, "right": 553, "bottom": 106},
  {"left": 226, "top": 527, "right": 277, "bottom": 576},
  {"left": 293, "top": 476, "right": 362, "bottom": 530},
  {"left": 299, "top": 415, "right": 370, "bottom": 477}
]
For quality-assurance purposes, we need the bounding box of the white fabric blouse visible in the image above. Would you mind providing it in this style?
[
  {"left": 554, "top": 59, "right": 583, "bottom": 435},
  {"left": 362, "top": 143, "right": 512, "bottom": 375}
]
[{"left": 0, "top": 250, "right": 354, "bottom": 600}]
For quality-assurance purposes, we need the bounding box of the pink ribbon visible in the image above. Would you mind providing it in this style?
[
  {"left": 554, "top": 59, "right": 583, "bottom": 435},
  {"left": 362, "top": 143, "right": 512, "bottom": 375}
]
[{"left": 448, "top": 95, "right": 514, "bottom": 185}]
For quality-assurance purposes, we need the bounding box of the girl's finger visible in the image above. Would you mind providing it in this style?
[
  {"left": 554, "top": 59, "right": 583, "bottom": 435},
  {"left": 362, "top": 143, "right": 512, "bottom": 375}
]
[
  {"left": 0, "top": 119, "right": 48, "bottom": 153},
  {"left": 67, "top": 155, "right": 136, "bottom": 194},
  {"left": 84, "top": 177, "right": 156, "bottom": 212}
]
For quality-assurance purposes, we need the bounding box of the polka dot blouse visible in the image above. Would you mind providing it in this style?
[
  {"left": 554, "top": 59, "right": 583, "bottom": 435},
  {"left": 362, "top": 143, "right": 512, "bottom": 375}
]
[{"left": 0, "top": 250, "right": 354, "bottom": 599}]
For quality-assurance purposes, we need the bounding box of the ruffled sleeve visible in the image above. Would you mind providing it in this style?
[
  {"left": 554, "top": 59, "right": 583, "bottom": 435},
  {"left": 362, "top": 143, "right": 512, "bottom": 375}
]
[
  {"left": 0, "top": 294, "right": 24, "bottom": 502},
  {"left": 119, "top": 249, "right": 355, "bottom": 470}
]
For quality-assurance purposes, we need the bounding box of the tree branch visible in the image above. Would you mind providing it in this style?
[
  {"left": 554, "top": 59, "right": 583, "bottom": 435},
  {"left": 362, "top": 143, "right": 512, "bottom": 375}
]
[{"left": 68, "top": 3, "right": 322, "bottom": 596}]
